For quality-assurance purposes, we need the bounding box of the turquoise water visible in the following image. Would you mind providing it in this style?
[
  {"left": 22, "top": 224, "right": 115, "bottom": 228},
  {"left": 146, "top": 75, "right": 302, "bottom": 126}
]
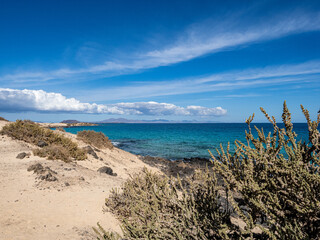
[{"left": 63, "top": 123, "right": 313, "bottom": 160}]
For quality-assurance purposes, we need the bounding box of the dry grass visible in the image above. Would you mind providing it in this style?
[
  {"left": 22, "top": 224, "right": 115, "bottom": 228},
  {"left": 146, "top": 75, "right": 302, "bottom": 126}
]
[
  {"left": 0, "top": 120, "right": 86, "bottom": 162},
  {"left": 77, "top": 130, "right": 113, "bottom": 149},
  {"left": 33, "top": 145, "right": 72, "bottom": 162}
]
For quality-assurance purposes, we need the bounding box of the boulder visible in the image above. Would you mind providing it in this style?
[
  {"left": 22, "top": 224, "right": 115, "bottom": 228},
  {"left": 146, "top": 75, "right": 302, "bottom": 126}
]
[
  {"left": 27, "top": 163, "right": 58, "bottom": 181},
  {"left": 97, "top": 166, "right": 117, "bottom": 176},
  {"left": 38, "top": 172, "right": 57, "bottom": 182},
  {"left": 83, "top": 146, "right": 99, "bottom": 159},
  {"left": 37, "top": 140, "right": 48, "bottom": 148},
  {"left": 27, "top": 163, "right": 44, "bottom": 172},
  {"left": 16, "top": 152, "right": 27, "bottom": 159}
]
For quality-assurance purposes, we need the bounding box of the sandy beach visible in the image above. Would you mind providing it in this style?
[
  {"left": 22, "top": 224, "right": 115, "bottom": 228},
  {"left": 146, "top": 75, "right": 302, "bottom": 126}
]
[{"left": 0, "top": 120, "right": 159, "bottom": 240}]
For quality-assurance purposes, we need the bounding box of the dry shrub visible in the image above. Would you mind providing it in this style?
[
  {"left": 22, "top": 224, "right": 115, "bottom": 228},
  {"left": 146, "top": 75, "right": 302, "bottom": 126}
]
[
  {"left": 33, "top": 145, "right": 71, "bottom": 162},
  {"left": 77, "top": 130, "right": 113, "bottom": 149},
  {"left": 95, "top": 102, "right": 320, "bottom": 240},
  {"left": 95, "top": 168, "right": 235, "bottom": 240},
  {"left": 0, "top": 120, "right": 86, "bottom": 162}
]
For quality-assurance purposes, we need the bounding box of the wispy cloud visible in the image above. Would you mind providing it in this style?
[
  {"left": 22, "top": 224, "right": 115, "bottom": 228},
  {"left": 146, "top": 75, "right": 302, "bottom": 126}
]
[
  {"left": 76, "top": 60, "right": 320, "bottom": 101},
  {"left": 0, "top": 88, "right": 227, "bottom": 116},
  {"left": 1, "top": 10, "right": 320, "bottom": 85}
]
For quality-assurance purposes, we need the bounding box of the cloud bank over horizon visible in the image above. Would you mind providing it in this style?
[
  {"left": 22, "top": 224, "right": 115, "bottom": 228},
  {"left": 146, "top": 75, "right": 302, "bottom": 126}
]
[{"left": 0, "top": 88, "right": 227, "bottom": 116}]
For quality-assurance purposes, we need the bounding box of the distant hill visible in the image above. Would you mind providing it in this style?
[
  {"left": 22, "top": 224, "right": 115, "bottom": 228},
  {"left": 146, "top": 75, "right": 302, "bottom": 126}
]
[
  {"left": 60, "top": 120, "right": 81, "bottom": 124},
  {"left": 98, "top": 118, "right": 145, "bottom": 123}
]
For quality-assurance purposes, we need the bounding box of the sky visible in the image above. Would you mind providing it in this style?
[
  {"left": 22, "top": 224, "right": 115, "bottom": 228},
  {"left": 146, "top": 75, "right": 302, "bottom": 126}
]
[{"left": 0, "top": 0, "right": 319, "bottom": 122}]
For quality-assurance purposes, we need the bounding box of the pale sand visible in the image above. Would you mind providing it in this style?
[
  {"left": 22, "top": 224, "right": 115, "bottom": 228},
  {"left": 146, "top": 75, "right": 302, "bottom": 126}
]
[{"left": 0, "top": 120, "right": 159, "bottom": 240}]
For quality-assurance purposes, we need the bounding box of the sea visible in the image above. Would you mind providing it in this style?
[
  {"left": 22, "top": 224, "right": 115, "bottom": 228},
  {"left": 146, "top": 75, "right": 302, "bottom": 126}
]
[{"left": 62, "top": 123, "right": 314, "bottom": 160}]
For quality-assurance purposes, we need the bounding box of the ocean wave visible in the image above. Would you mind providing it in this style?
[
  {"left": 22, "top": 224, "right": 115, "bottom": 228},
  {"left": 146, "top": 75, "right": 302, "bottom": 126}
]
[{"left": 112, "top": 141, "right": 120, "bottom": 146}]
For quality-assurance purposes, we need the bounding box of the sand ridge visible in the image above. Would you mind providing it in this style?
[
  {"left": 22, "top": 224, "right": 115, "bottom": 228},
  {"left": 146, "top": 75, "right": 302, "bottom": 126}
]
[{"left": 0, "top": 120, "right": 159, "bottom": 240}]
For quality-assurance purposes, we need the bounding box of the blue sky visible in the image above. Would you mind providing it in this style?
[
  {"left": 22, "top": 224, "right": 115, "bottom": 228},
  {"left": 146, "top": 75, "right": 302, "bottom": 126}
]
[{"left": 0, "top": 0, "right": 319, "bottom": 122}]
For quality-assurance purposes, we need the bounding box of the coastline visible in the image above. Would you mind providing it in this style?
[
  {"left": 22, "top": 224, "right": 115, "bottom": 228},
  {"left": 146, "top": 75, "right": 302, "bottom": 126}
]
[
  {"left": 0, "top": 120, "right": 159, "bottom": 239},
  {"left": 39, "top": 122, "right": 98, "bottom": 128},
  {"left": 0, "top": 120, "right": 212, "bottom": 239}
]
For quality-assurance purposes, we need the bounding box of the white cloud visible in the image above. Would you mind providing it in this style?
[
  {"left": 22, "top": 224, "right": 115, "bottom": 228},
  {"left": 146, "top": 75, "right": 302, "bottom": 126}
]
[
  {"left": 0, "top": 88, "right": 227, "bottom": 116},
  {"left": 1, "top": 11, "right": 320, "bottom": 84},
  {"left": 76, "top": 60, "right": 320, "bottom": 101}
]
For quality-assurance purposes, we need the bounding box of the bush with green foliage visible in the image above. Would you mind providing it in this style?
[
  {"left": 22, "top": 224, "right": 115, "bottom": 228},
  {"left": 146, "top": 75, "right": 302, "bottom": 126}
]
[
  {"left": 95, "top": 168, "right": 237, "bottom": 240},
  {"left": 0, "top": 120, "right": 86, "bottom": 162},
  {"left": 77, "top": 130, "right": 113, "bottom": 149},
  {"left": 210, "top": 102, "right": 320, "bottom": 239},
  {"left": 95, "top": 102, "right": 319, "bottom": 240}
]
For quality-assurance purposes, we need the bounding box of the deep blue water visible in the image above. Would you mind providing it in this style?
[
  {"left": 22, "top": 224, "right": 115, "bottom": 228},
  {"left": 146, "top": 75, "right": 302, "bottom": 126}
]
[{"left": 62, "top": 123, "right": 313, "bottom": 160}]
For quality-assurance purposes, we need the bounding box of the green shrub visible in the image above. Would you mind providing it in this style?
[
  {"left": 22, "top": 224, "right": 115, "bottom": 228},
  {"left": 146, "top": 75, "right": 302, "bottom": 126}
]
[
  {"left": 77, "top": 130, "right": 113, "bottom": 149},
  {"left": 211, "top": 102, "right": 320, "bottom": 239},
  {"left": 1, "top": 120, "right": 86, "bottom": 162},
  {"left": 95, "top": 102, "right": 320, "bottom": 239},
  {"left": 96, "top": 168, "right": 238, "bottom": 240}
]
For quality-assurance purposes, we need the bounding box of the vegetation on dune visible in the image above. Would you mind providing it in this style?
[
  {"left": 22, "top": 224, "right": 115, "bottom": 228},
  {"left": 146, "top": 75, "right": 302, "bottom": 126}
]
[
  {"left": 33, "top": 144, "right": 73, "bottom": 162},
  {"left": 95, "top": 102, "right": 320, "bottom": 240},
  {"left": 77, "top": 130, "right": 113, "bottom": 149},
  {"left": 0, "top": 120, "right": 86, "bottom": 162}
]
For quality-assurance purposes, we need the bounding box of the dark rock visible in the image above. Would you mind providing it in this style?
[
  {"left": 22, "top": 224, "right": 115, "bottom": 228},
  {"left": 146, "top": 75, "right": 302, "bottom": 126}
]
[
  {"left": 97, "top": 166, "right": 117, "bottom": 176},
  {"left": 37, "top": 140, "right": 48, "bottom": 148},
  {"left": 16, "top": 152, "right": 27, "bottom": 159},
  {"left": 83, "top": 146, "right": 99, "bottom": 159},
  {"left": 139, "top": 155, "right": 213, "bottom": 178},
  {"left": 27, "top": 163, "right": 44, "bottom": 172},
  {"left": 94, "top": 147, "right": 100, "bottom": 152},
  {"left": 46, "top": 167, "right": 57, "bottom": 174},
  {"left": 27, "top": 163, "right": 58, "bottom": 181},
  {"left": 65, "top": 182, "right": 70, "bottom": 186},
  {"left": 39, "top": 172, "right": 57, "bottom": 182},
  {"left": 183, "top": 157, "right": 211, "bottom": 164}
]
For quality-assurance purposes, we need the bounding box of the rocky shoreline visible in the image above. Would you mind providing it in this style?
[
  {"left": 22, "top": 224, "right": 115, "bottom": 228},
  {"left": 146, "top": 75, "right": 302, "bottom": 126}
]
[{"left": 138, "top": 155, "right": 214, "bottom": 178}]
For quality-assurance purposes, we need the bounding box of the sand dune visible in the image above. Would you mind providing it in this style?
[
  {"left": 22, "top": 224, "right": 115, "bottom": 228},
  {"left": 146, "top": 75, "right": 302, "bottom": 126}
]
[{"left": 0, "top": 120, "right": 159, "bottom": 240}]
